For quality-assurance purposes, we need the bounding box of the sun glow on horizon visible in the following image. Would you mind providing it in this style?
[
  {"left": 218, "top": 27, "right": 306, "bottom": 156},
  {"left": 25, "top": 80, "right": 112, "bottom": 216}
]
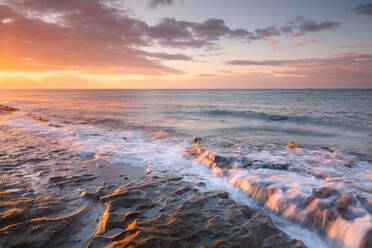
[{"left": 0, "top": 0, "right": 371, "bottom": 89}]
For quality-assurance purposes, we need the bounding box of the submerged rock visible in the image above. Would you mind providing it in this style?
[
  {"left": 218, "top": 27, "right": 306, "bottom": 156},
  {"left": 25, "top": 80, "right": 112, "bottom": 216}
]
[
  {"left": 29, "top": 114, "right": 50, "bottom": 124},
  {"left": 0, "top": 104, "right": 19, "bottom": 112},
  {"left": 185, "top": 139, "right": 290, "bottom": 172}
]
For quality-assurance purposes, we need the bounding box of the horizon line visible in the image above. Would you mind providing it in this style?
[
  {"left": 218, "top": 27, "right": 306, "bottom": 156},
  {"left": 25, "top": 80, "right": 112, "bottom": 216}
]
[{"left": 1, "top": 88, "right": 371, "bottom": 90}]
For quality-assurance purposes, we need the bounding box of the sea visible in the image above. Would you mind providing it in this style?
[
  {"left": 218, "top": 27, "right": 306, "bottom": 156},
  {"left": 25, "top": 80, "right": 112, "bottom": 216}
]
[{"left": 0, "top": 89, "right": 371, "bottom": 247}]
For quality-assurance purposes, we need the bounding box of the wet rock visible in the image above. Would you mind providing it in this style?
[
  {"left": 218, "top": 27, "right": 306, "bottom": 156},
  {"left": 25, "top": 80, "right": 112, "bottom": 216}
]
[
  {"left": 269, "top": 115, "right": 287, "bottom": 121},
  {"left": 167, "top": 175, "right": 183, "bottom": 182},
  {"left": 49, "top": 176, "right": 67, "bottom": 184},
  {"left": 89, "top": 133, "right": 101, "bottom": 137},
  {"left": 214, "top": 155, "right": 234, "bottom": 169},
  {"left": 320, "top": 146, "right": 333, "bottom": 153},
  {"left": 49, "top": 174, "right": 99, "bottom": 187},
  {"left": 90, "top": 174, "right": 306, "bottom": 248},
  {"left": 313, "top": 187, "right": 338, "bottom": 198},
  {"left": 135, "top": 199, "right": 155, "bottom": 211},
  {"left": 0, "top": 127, "right": 107, "bottom": 248},
  {"left": 28, "top": 113, "right": 50, "bottom": 124},
  {"left": 101, "top": 213, "right": 122, "bottom": 232},
  {"left": 286, "top": 141, "right": 301, "bottom": 150},
  {"left": 175, "top": 186, "right": 191, "bottom": 195},
  {"left": 361, "top": 229, "right": 372, "bottom": 248},
  {"left": 336, "top": 194, "right": 353, "bottom": 212},
  {"left": 215, "top": 191, "right": 229, "bottom": 199},
  {"left": 260, "top": 163, "right": 289, "bottom": 170},
  {"left": 344, "top": 160, "right": 353, "bottom": 168},
  {"left": 0, "top": 105, "right": 19, "bottom": 112},
  {"left": 78, "top": 186, "right": 105, "bottom": 200},
  {"left": 0, "top": 207, "right": 87, "bottom": 248},
  {"left": 197, "top": 182, "right": 207, "bottom": 187},
  {"left": 241, "top": 159, "right": 263, "bottom": 168},
  {"left": 25, "top": 158, "right": 48, "bottom": 163},
  {"left": 359, "top": 196, "right": 372, "bottom": 215},
  {"left": 122, "top": 210, "right": 142, "bottom": 225},
  {"left": 0, "top": 208, "right": 25, "bottom": 227}
]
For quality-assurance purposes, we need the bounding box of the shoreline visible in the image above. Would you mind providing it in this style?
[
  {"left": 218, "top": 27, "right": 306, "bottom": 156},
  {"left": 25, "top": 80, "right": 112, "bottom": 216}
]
[
  {"left": 0, "top": 155, "right": 306, "bottom": 247},
  {"left": 1, "top": 101, "right": 371, "bottom": 247},
  {"left": 0, "top": 121, "right": 305, "bottom": 247}
]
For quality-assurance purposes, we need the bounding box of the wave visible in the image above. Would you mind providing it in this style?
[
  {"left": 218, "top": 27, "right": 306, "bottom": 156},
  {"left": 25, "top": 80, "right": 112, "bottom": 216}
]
[
  {"left": 184, "top": 138, "right": 372, "bottom": 248},
  {"left": 170, "top": 109, "right": 368, "bottom": 130},
  {"left": 202, "top": 109, "right": 290, "bottom": 121}
]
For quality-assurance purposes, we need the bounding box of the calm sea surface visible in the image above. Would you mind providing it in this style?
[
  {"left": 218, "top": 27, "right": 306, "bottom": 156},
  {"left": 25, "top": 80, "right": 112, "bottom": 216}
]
[{"left": 1, "top": 89, "right": 371, "bottom": 160}]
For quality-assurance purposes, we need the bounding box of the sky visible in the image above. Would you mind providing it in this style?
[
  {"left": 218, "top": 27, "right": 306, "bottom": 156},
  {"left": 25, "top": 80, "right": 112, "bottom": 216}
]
[{"left": 0, "top": 0, "right": 371, "bottom": 89}]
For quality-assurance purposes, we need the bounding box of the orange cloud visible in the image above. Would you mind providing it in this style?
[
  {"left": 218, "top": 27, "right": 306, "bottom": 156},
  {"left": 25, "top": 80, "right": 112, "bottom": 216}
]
[{"left": 292, "top": 39, "right": 319, "bottom": 47}]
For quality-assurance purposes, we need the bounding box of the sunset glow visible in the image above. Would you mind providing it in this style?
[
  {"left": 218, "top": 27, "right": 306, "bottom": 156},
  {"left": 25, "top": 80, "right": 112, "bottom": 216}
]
[{"left": 0, "top": 0, "right": 371, "bottom": 89}]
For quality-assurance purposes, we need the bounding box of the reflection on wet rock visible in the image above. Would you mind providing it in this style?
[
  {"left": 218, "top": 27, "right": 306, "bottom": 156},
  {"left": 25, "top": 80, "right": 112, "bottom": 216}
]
[
  {"left": 0, "top": 127, "right": 103, "bottom": 247},
  {"left": 90, "top": 174, "right": 305, "bottom": 248}
]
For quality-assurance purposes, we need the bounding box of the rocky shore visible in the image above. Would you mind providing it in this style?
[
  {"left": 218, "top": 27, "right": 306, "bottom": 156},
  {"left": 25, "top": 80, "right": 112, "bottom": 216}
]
[
  {"left": 0, "top": 104, "right": 307, "bottom": 247},
  {"left": 89, "top": 174, "right": 306, "bottom": 248}
]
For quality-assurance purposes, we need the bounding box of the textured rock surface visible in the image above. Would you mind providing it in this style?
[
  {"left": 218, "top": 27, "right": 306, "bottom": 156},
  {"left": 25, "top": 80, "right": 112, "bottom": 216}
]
[{"left": 90, "top": 174, "right": 306, "bottom": 248}]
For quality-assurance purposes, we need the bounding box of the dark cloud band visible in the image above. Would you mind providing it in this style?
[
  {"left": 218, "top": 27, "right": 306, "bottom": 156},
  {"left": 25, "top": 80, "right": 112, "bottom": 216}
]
[
  {"left": 352, "top": 4, "right": 372, "bottom": 16},
  {"left": 149, "top": 0, "right": 175, "bottom": 8}
]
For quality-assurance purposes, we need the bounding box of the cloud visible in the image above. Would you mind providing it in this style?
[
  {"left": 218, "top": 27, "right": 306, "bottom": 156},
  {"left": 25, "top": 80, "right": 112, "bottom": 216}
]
[
  {"left": 149, "top": 0, "right": 175, "bottom": 8},
  {"left": 156, "top": 70, "right": 371, "bottom": 89},
  {"left": 338, "top": 44, "right": 371, "bottom": 49},
  {"left": 226, "top": 60, "right": 290, "bottom": 66},
  {"left": 226, "top": 53, "right": 372, "bottom": 67},
  {"left": 147, "top": 16, "right": 334, "bottom": 49},
  {"left": 196, "top": 74, "right": 217, "bottom": 77},
  {"left": 281, "top": 16, "right": 339, "bottom": 37},
  {"left": 352, "top": 4, "right": 372, "bottom": 16},
  {"left": 226, "top": 53, "right": 372, "bottom": 88},
  {"left": 0, "top": 1, "right": 341, "bottom": 76},
  {"left": 219, "top": 69, "right": 237, "bottom": 74},
  {"left": 147, "top": 18, "right": 257, "bottom": 48},
  {"left": 292, "top": 39, "right": 319, "bottom": 47},
  {"left": 0, "top": 1, "right": 189, "bottom": 75},
  {"left": 267, "top": 38, "right": 281, "bottom": 50},
  {"left": 138, "top": 51, "right": 193, "bottom": 61},
  {"left": 254, "top": 26, "right": 281, "bottom": 38}
]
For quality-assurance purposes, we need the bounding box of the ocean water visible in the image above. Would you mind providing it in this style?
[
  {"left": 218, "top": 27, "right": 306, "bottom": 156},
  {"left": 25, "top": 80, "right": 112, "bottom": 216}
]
[{"left": 1, "top": 89, "right": 371, "bottom": 247}]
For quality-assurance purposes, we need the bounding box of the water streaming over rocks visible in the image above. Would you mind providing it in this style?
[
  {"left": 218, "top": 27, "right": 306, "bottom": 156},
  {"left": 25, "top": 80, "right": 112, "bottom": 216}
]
[{"left": 184, "top": 138, "right": 372, "bottom": 248}]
